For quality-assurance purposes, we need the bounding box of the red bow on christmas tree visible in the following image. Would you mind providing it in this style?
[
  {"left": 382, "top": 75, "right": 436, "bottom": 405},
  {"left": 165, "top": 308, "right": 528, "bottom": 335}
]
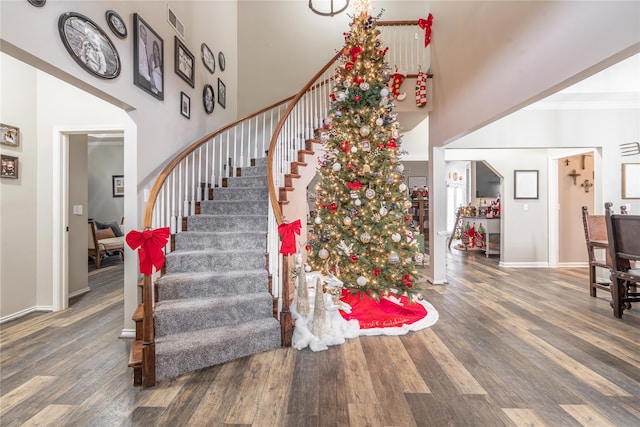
[
  {"left": 418, "top": 13, "right": 434, "bottom": 48},
  {"left": 347, "top": 180, "right": 364, "bottom": 190},
  {"left": 278, "top": 219, "right": 301, "bottom": 256},
  {"left": 350, "top": 46, "right": 363, "bottom": 62},
  {"left": 126, "top": 227, "right": 171, "bottom": 274}
]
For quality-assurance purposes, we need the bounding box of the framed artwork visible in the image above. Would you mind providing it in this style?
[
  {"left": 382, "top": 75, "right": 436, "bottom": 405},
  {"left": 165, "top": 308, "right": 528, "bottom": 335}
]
[
  {"left": 105, "top": 10, "right": 127, "bottom": 39},
  {"left": 218, "top": 51, "right": 226, "bottom": 71},
  {"left": 181, "top": 92, "right": 191, "bottom": 119},
  {"left": 58, "top": 12, "right": 120, "bottom": 79},
  {"left": 203, "top": 84, "right": 215, "bottom": 114},
  {"left": 27, "top": 0, "right": 46, "bottom": 7},
  {"left": 408, "top": 176, "right": 427, "bottom": 188},
  {"left": 133, "top": 14, "right": 164, "bottom": 100},
  {"left": 622, "top": 163, "right": 640, "bottom": 199},
  {"left": 218, "top": 78, "right": 226, "bottom": 109},
  {"left": 1, "top": 123, "right": 19, "bottom": 147},
  {"left": 201, "top": 43, "right": 215, "bottom": 74},
  {"left": 175, "top": 36, "right": 195, "bottom": 88},
  {"left": 1, "top": 155, "right": 19, "bottom": 179},
  {"left": 514, "top": 170, "right": 538, "bottom": 199},
  {"left": 112, "top": 175, "right": 124, "bottom": 197}
]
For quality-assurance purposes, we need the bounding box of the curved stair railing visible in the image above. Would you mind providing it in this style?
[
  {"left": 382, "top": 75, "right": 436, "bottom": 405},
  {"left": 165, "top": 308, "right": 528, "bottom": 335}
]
[{"left": 135, "top": 20, "right": 428, "bottom": 388}]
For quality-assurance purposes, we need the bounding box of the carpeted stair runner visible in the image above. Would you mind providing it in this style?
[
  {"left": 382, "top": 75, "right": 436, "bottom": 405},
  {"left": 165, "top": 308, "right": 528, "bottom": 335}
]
[{"left": 155, "top": 157, "right": 281, "bottom": 382}]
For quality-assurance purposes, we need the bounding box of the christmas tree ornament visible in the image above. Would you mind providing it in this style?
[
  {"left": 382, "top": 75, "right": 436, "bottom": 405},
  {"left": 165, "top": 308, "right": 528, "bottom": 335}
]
[
  {"left": 376, "top": 117, "right": 384, "bottom": 126},
  {"left": 350, "top": 145, "right": 358, "bottom": 153},
  {"left": 337, "top": 91, "right": 347, "bottom": 101},
  {"left": 354, "top": 95, "right": 361, "bottom": 102},
  {"left": 399, "top": 183, "right": 407, "bottom": 192},
  {"left": 389, "top": 253, "right": 400, "bottom": 264},
  {"left": 355, "top": 198, "right": 362, "bottom": 207},
  {"left": 359, "top": 125, "right": 370, "bottom": 136},
  {"left": 343, "top": 216, "right": 352, "bottom": 226},
  {"left": 380, "top": 87, "right": 389, "bottom": 97},
  {"left": 392, "top": 129, "right": 400, "bottom": 138},
  {"left": 343, "top": 80, "right": 351, "bottom": 88},
  {"left": 305, "top": 264, "right": 312, "bottom": 272},
  {"left": 314, "top": 216, "right": 322, "bottom": 224},
  {"left": 363, "top": 164, "right": 371, "bottom": 173},
  {"left": 360, "top": 232, "right": 371, "bottom": 243},
  {"left": 415, "top": 253, "right": 424, "bottom": 263},
  {"left": 396, "top": 164, "right": 405, "bottom": 173},
  {"left": 365, "top": 188, "right": 375, "bottom": 199},
  {"left": 357, "top": 276, "right": 367, "bottom": 286},
  {"left": 392, "top": 233, "right": 401, "bottom": 242},
  {"left": 350, "top": 254, "right": 358, "bottom": 262},
  {"left": 319, "top": 249, "right": 329, "bottom": 259},
  {"left": 337, "top": 240, "right": 353, "bottom": 255},
  {"left": 379, "top": 204, "right": 388, "bottom": 216},
  {"left": 360, "top": 82, "right": 370, "bottom": 91},
  {"left": 350, "top": 193, "right": 359, "bottom": 199},
  {"left": 332, "top": 162, "right": 342, "bottom": 172},
  {"left": 362, "top": 141, "right": 371, "bottom": 151},
  {"left": 329, "top": 202, "right": 338, "bottom": 211}
]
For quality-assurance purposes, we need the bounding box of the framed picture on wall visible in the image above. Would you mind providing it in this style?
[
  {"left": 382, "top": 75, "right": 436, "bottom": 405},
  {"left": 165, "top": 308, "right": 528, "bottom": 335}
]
[
  {"left": 105, "top": 10, "right": 127, "bottom": 39},
  {"left": 175, "top": 36, "right": 195, "bottom": 88},
  {"left": 1, "top": 155, "right": 19, "bottom": 179},
  {"left": 133, "top": 14, "right": 164, "bottom": 100},
  {"left": 218, "top": 78, "right": 226, "bottom": 109},
  {"left": 112, "top": 175, "right": 124, "bottom": 197},
  {"left": 1, "top": 123, "right": 19, "bottom": 147},
  {"left": 201, "top": 42, "right": 215, "bottom": 74},
  {"left": 180, "top": 92, "right": 191, "bottom": 119},
  {"left": 203, "top": 84, "right": 214, "bottom": 114},
  {"left": 514, "top": 170, "right": 538, "bottom": 199},
  {"left": 622, "top": 163, "right": 640, "bottom": 199},
  {"left": 58, "top": 12, "right": 121, "bottom": 79}
]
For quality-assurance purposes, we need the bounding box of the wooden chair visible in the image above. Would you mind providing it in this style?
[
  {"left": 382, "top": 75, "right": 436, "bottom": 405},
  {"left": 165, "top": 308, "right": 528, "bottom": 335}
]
[
  {"left": 581, "top": 206, "right": 611, "bottom": 297},
  {"left": 604, "top": 202, "right": 640, "bottom": 318}
]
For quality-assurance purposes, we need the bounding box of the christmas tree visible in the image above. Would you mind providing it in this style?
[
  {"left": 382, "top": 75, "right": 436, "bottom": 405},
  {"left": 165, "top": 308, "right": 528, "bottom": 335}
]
[{"left": 307, "top": 2, "right": 420, "bottom": 299}]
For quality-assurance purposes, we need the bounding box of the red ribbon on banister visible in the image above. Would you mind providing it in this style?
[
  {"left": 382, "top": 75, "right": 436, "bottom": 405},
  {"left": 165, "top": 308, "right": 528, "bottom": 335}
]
[
  {"left": 126, "top": 228, "right": 171, "bottom": 274},
  {"left": 418, "top": 13, "right": 434, "bottom": 48},
  {"left": 278, "top": 219, "right": 301, "bottom": 256}
]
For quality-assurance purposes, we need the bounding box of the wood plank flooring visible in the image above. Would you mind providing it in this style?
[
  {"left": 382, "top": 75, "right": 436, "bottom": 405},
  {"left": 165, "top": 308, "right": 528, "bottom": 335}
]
[{"left": 1, "top": 251, "right": 639, "bottom": 426}]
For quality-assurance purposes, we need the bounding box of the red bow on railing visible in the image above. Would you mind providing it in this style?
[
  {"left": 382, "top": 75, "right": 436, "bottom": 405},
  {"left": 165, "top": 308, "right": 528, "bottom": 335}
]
[
  {"left": 418, "top": 13, "right": 434, "bottom": 48},
  {"left": 278, "top": 219, "right": 301, "bottom": 256},
  {"left": 126, "top": 227, "right": 171, "bottom": 274}
]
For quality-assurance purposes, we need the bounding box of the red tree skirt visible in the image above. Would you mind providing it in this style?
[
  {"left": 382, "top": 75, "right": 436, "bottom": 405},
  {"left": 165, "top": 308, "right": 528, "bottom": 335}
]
[{"left": 339, "top": 289, "right": 439, "bottom": 336}]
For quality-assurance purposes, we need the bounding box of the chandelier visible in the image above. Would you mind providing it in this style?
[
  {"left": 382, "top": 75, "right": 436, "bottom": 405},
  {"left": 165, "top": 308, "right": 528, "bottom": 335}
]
[{"left": 308, "top": 0, "right": 350, "bottom": 17}]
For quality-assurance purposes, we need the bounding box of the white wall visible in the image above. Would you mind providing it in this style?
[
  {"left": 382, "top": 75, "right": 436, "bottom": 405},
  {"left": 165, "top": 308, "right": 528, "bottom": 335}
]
[{"left": 69, "top": 135, "right": 89, "bottom": 297}]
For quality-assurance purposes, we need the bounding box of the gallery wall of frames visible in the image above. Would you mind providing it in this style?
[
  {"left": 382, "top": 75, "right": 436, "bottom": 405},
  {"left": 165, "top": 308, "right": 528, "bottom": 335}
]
[{"left": 44, "top": 0, "right": 227, "bottom": 122}]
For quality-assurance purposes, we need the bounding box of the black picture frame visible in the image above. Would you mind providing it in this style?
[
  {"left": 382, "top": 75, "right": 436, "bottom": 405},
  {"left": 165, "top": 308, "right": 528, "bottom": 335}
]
[
  {"left": 514, "top": 170, "right": 539, "bottom": 199},
  {"left": 105, "top": 10, "right": 127, "bottom": 39},
  {"left": 218, "top": 51, "right": 226, "bottom": 71},
  {"left": 175, "top": 36, "right": 195, "bottom": 88},
  {"left": 1, "top": 155, "right": 19, "bottom": 179},
  {"left": 181, "top": 92, "right": 191, "bottom": 119},
  {"left": 27, "top": 0, "right": 45, "bottom": 7},
  {"left": 133, "top": 14, "right": 164, "bottom": 100},
  {"left": 217, "top": 78, "right": 226, "bottom": 109},
  {"left": 112, "top": 175, "right": 124, "bottom": 197},
  {"left": 201, "top": 43, "right": 215, "bottom": 74},
  {"left": 203, "top": 84, "right": 215, "bottom": 114},
  {"left": 58, "top": 12, "right": 120, "bottom": 80}
]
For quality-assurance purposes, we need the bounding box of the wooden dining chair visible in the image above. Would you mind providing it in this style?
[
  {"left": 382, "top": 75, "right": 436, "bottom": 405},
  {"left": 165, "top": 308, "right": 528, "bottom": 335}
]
[
  {"left": 604, "top": 202, "right": 640, "bottom": 318},
  {"left": 581, "top": 206, "right": 611, "bottom": 298}
]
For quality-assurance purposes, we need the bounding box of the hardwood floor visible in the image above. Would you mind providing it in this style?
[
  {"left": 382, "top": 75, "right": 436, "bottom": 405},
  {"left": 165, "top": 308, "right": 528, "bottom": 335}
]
[{"left": 1, "top": 251, "right": 639, "bottom": 426}]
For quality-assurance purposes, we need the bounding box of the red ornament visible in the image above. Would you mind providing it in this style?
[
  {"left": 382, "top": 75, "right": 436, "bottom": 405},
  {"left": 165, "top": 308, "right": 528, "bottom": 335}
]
[
  {"left": 345, "top": 62, "right": 354, "bottom": 71},
  {"left": 330, "top": 93, "right": 336, "bottom": 101},
  {"left": 404, "top": 216, "right": 411, "bottom": 221},
  {"left": 350, "top": 46, "right": 363, "bottom": 62},
  {"left": 355, "top": 95, "right": 360, "bottom": 102},
  {"left": 351, "top": 255, "right": 358, "bottom": 262},
  {"left": 305, "top": 244, "right": 312, "bottom": 251},
  {"left": 387, "top": 139, "right": 398, "bottom": 149},
  {"left": 340, "top": 140, "right": 350, "bottom": 152},
  {"left": 401, "top": 274, "right": 414, "bottom": 288},
  {"left": 373, "top": 269, "right": 381, "bottom": 276},
  {"left": 329, "top": 202, "right": 338, "bottom": 212},
  {"left": 353, "top": 76, "right": 363, "bottom": 85},
  {"left": 377, "top": 143, "right": 385, "bottom": 150}
]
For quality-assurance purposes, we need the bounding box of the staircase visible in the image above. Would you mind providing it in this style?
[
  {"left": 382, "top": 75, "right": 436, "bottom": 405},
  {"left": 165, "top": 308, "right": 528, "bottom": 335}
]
[{"left": 132, "top": 157, "right": 281, "bottom": 384}]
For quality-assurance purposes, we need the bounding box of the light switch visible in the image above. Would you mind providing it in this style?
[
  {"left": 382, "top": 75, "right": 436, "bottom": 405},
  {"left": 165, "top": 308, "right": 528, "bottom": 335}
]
[
  {"left": 523, "top": 204, "right": 529, "bottom": 211},
  {"left": 73, "top": 205, "right": 83, "bottom": 215}
]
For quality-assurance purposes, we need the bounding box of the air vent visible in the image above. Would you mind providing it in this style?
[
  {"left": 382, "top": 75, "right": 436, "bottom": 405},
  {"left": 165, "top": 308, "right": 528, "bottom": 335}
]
[{"left": 167, "top": 6, "right": 185, "bottom": 39}]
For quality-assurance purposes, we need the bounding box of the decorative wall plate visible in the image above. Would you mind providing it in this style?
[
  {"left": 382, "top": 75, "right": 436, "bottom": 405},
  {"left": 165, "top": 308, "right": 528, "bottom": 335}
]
[
  {"left": 27, "top": 0, "right": 46, "bottom": 7},
  {"left": 218, "top": 51, "right": 226, "bottom": 71},
  {"left": 203, "top": 84, "right": 215, "bottom": 114}
]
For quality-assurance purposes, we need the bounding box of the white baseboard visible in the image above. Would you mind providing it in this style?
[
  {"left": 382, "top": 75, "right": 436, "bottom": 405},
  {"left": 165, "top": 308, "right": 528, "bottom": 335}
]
[
  {"left": 120, "top": 329, "right": 136, "bottom": 339},
  {"left": 499, "top": 262, "right": 549, "bottom": 268},
  {"left": 68, "top": 287, "right": 91, "bottom": 299},
  {"left": 558, "top": 262, "right": 588, "bottom": 268},
  {"left": 0, "top": 305, "right": 53, "bottom": 324}
]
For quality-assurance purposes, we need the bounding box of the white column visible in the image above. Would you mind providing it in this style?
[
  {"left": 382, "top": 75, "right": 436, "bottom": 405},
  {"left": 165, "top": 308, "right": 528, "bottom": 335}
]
[{"left": 429, "top": 146, "right": 448, "bottom": 284}]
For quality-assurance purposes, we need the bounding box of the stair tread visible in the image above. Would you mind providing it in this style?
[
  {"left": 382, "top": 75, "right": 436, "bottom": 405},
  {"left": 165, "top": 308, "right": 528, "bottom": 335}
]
[
  {"left": 156, "top": 291, "right": 273, "bottom": 311},
  {"left": 159, "top": 269, "right": 267, "bottom": 280},
  {"left": 132, "top": 304, "right": 144, "bottom": 322},
  {"left": 128, "top": 340, "right": 142, "bottom": 367},
  {"left": 156, "top": 317, "right": 280, "bottom": 349},
  {"left": 166, "top": 248, "right": 266, "bottom": 256}
]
